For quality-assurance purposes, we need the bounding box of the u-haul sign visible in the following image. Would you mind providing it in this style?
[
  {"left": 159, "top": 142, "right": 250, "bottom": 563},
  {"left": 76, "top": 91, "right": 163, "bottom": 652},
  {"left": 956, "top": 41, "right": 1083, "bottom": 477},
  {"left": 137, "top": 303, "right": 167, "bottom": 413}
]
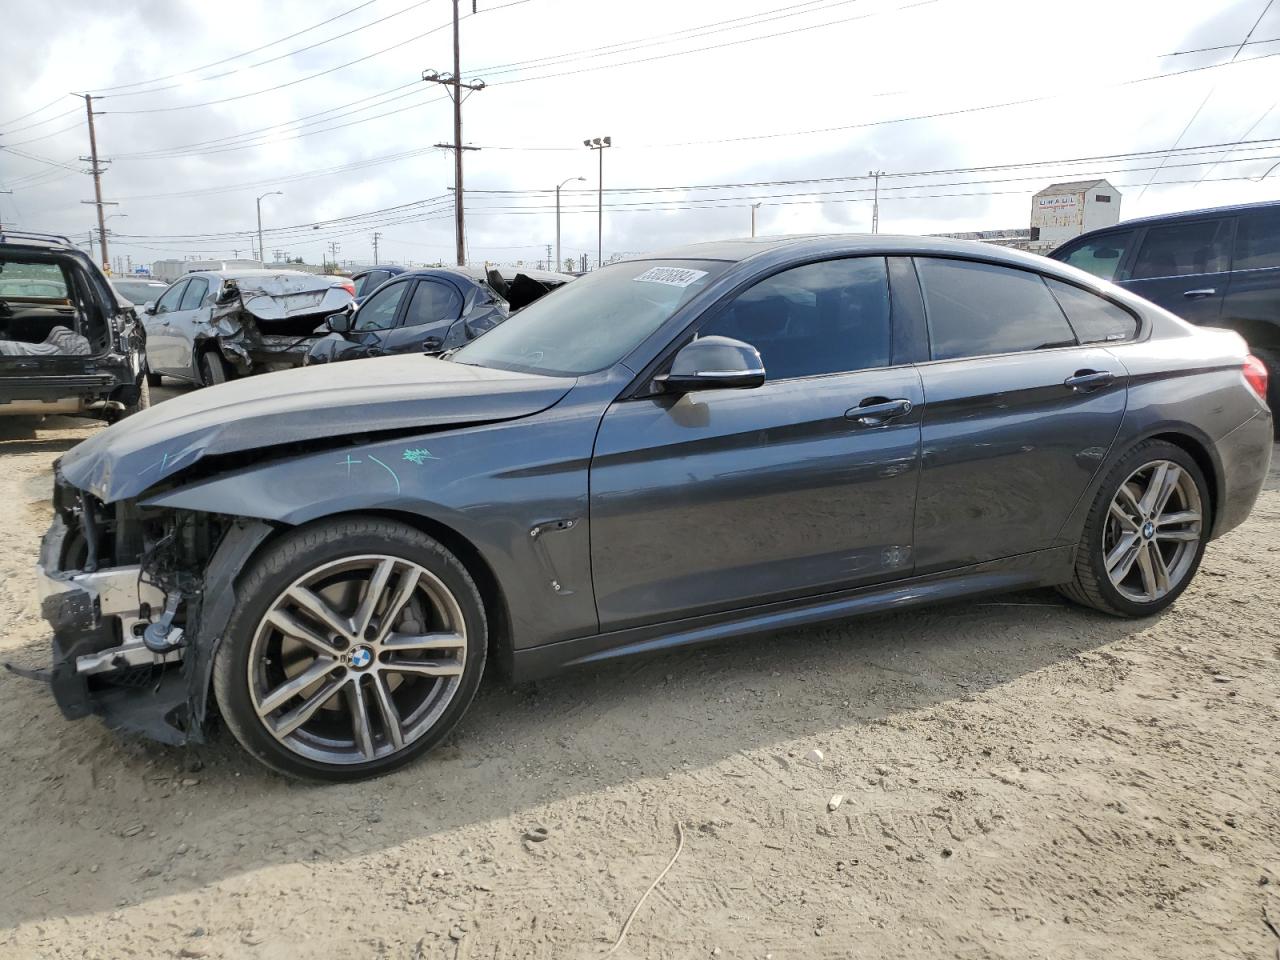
[{"left": 1037, "top": 195, "right": 1078, "bottom": 209}]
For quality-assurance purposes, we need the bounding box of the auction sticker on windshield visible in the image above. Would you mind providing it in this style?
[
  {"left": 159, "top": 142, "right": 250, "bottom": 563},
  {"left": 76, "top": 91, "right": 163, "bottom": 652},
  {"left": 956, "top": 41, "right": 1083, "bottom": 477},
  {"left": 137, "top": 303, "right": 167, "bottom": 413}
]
[{"left": 632, "top": 266, "right": 708, "bottom": 287}]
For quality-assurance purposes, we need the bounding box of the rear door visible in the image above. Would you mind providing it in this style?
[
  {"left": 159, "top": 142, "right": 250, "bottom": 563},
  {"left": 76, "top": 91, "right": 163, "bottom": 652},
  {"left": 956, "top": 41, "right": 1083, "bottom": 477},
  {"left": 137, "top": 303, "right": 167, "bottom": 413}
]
[
  {"left": 911, "top": 257, "right": 1130, "bottom": 574},
  {"left": 1121, "top": 217, "right": 1234, "bottom": 326},
  {"left": 145, "top": 279, "right": 189, "bottom": 375},
  {"left": 589, "top": 255, "right": 926, "bottom": 629},
  {"left": 379, "top": 278, "right": 464, "bottom": 355},
  {"left": 1221, "top": 206, "right": 1280, "bottom": 358}
]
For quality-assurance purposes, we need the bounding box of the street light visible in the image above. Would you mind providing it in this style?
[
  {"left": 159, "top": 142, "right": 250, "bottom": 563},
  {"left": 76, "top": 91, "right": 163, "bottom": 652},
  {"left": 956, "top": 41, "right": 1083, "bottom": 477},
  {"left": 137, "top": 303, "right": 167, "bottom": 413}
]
[
  {"left": 256, "top": 191, "right": 283, "bottom": 263},
  {"left": 555, "top": 176, "right": 585, "bottom": 272},
  {"left": 584, "top": 136, "right": 611, "bottom": 269}
]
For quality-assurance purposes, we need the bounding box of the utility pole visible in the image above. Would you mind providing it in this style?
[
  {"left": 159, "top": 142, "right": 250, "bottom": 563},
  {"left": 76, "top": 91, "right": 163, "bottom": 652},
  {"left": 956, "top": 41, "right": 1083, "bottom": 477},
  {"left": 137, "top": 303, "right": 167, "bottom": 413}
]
[
  {"left": 751, "top": 202, "right": 762, "bottom": 237},
  {"left": 869, "top": 170, "right": 885, "bottom": 234},
  {"left": 79, "top": 93, "right": 112, "bottom": 271},
  {"left": 86, "top": 230, "right": 95, "bottom": 261},
  {"left": 584, "top": 136, "right": 611, "bottom": 270},
  {"left": 256, "top": 191, "right": 283, "bottom": 263},
  {"left": 0, "top": 188, "right": 11, "bottom": 231},
  {"left": 423, "top": 0, "right": 486, "bottom": 267},
  {"left": 555, "top": 175, "right": 585, "bottom": 272},
  {"left": 372, "top": 231, "right": 383, "bottom": 264},
  {"left": 327, "top": 241, "right": 341, "bottom": 270}
]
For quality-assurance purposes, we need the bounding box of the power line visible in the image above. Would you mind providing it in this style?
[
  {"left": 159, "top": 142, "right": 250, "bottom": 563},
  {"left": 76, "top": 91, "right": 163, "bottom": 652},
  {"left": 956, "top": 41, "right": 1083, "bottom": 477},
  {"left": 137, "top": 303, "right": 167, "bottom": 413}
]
[
  {"left": 98, "top": 0, "right": 439, "bottom": 100},
  {"left": 87, "top": 0, "right": 380, "bottom": 94}
]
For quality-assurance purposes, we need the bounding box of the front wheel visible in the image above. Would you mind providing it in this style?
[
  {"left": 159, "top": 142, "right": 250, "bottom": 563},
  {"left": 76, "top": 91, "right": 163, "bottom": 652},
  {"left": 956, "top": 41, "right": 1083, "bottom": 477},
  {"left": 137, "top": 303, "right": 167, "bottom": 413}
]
[
  {"left": 199, "top": 349, "right": 231, "bottom": 387},
  {"left": 213, "top": 517, "right": 488, "bottom": 781},
  {"left": 1059, "top": 440, "right": 1209, "bottom": 617}
]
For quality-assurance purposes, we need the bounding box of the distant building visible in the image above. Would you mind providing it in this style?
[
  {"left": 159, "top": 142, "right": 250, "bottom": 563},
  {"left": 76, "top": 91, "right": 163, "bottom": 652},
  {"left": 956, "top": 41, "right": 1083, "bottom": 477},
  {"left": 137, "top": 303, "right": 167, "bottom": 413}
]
[
  {"left": 1029, "top": 180, "right": 1121, "bottom": 251},
  {"left": 928, "top": 179, "right": 1122, "bottom": 255}
]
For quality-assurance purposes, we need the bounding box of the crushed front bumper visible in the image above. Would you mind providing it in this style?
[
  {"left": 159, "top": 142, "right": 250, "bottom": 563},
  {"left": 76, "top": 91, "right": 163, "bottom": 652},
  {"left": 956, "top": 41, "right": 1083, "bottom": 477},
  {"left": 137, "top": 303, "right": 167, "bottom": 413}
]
[{"left": 20, "top": 515, "right": 198, "bottom": 744}]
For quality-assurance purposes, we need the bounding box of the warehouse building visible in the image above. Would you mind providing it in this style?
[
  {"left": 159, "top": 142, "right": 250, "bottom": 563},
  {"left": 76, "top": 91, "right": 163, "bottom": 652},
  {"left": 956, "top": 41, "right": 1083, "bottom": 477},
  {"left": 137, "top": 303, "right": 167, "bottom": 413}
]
[{"left": 930, "top": 179, "right": 1122, "bottom": 254}]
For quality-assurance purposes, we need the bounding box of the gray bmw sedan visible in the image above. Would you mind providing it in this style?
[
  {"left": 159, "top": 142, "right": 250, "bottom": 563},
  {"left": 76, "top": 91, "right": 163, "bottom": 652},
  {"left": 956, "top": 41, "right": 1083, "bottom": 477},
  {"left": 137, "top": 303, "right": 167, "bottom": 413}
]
[{"left": 24, "top": 235, "right": 1273, "bottom": 780}]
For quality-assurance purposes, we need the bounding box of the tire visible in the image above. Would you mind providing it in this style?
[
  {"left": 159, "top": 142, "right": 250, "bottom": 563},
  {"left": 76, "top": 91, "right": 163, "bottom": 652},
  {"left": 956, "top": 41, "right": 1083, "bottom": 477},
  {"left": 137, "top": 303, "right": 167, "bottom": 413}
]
[
  {"left": 199, "top": 349, "right": 230, "bottom": 387},
  {"left": 105, "top": 374, "right": 150, "bottom": 423},
  {"left": 213, "top": 517, "right": 488, "bottom": 782},
  {"left": 1059, "top": 440, "right": 1210, "bottom": 618}
]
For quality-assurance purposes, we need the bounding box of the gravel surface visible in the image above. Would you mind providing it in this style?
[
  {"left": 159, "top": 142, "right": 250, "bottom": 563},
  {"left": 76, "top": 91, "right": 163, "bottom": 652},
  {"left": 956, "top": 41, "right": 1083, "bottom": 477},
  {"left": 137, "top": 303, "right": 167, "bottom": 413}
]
[{"left": 1, "top": 409, "right": 1277, "bottom": 960}]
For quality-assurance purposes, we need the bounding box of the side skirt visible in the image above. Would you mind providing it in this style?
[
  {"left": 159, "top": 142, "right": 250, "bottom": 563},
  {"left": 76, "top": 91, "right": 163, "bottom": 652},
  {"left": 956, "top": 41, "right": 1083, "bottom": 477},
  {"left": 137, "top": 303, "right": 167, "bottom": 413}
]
[{"left": 513, "top": 546, "right": 1075, "bottom": 681}]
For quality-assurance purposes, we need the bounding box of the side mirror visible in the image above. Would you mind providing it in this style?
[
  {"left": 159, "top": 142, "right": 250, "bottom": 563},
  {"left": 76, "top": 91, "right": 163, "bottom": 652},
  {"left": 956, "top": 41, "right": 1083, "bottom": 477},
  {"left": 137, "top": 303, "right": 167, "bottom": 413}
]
[
  {"left": 655, "top": 335, "right": 765, "bottom": 393},
  {"left": 422, "top": 335, "right": 443, "bottom": 354},
  {"left": 143, "top": 301, "right": 157, "bottom": 315},
  {"left": 326, "top": 304, "right": 354, "bottom": 333}
]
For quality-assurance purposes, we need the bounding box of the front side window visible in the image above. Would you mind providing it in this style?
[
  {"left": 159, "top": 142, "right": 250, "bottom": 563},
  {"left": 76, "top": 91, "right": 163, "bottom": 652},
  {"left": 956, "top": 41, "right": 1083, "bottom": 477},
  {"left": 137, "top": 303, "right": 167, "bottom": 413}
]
[
  {"left": 403, "top": 280, "right": 463, "bottom": 328},
  {"left": 178, "top": 277, "right": 208, "bottom": 311},
  {"left": 452, "top": 259, "right": 728, "bottom": 376},
  {"left": 1045, "top": 278, "right": 1138, "bottom": 343},
  {"left": 155, "top": 280, "right": 188, "bottom": 315},
  {"left": 917, "top": 258, "right": 1077, "bottom": 361},
  {"left": 353, "top": 280, "right": 409, "bottom": 331},
  {"left": 1130, "top": 219, "right": 1232, "bottom": 280},
  {"left": 697, "top": 257, "right": 891, "bottom": 380},
  {"left": 1056, "top": 232, "right": 1133, "bottom": 281},
  {"left": 1234, "top": 209, "right": 1280, "bottom": 271}
]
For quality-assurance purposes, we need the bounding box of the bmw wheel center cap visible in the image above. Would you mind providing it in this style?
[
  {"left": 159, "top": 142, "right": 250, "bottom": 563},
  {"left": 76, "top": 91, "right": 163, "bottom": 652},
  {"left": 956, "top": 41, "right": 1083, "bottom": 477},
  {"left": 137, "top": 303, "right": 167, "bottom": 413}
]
[
  {"left": 1141, "top": 520, "right": 1155, "bottom": 540},
  {"left": 349, "top": 645, "right": 374, "bottom": 670}
]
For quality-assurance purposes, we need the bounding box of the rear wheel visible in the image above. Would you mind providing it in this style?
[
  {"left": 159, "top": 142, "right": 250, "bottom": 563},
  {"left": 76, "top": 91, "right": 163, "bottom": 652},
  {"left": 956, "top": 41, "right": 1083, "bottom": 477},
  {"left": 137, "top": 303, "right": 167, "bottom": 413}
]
[
  {"left": 1059, "top": 440, "right": 1209, "bottom": 617},
  {"left": 199, "top": 349, "right": 230, "bottom": 387},
  {"left": 213, "top": 517, "right": 488, "bottom": 781}
]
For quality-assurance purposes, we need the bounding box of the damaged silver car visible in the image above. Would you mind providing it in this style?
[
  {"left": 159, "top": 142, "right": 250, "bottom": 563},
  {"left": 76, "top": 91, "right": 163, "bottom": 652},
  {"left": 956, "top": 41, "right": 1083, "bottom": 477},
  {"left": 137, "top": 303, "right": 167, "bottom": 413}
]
[{"left": 141, "top": 269, "right": 355, "bottom": 386}]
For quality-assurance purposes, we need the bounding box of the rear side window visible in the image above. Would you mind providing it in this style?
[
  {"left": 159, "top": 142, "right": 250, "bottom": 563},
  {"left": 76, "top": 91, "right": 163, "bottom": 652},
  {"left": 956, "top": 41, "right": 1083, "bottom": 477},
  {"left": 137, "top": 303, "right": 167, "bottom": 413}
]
[
  {"left": 403, "top": 280, "right": 463, "bottom": 327},
  {"left": 1044, "top": 278, "right": 1138, "bottom": 343},
  {"left": 1234, "top": 209, "right": 1280, "bottom": 271},
  {"left": 917, "top": 258, "right": 1077, "bottom": 361},
  {"left": 699, "top": 256, "right": 891, "bottom": 380},
  {"left": 1130, "top": 219, "right": 1232, "bottom": 279},
  {"left": 179, "top": 277, "right": 208, "bottom": 311},
  {"left": 355, "top": 270, "right": 389, "bottom": 297},
  {"left": 1057, "top": 232, "right": 1133, "bottom": 280}
]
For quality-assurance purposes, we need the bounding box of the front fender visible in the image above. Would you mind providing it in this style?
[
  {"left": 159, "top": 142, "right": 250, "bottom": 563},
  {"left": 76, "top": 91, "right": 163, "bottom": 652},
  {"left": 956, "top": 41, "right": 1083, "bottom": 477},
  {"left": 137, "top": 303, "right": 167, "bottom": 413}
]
[{"left": 140, "top": 412, "right": 602, "bottom": 648}]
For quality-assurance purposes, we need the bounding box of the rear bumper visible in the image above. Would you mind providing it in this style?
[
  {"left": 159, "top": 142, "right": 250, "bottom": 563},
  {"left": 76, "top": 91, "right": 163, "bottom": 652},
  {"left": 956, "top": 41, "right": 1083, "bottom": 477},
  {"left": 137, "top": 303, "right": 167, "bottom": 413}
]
[{"left": 1212, "top": 409, "right": 1274, "bottom": 539}]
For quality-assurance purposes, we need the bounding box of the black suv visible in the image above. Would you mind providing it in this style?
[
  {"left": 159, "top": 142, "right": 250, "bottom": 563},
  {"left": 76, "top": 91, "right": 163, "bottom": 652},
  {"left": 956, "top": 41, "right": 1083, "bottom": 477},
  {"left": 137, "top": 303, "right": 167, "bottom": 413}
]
[
  {"left": 1050, "top": 200, "right": 1280, "bottom": 417},
  {"left": 0, "top": 231, "right": 148, "bottom": 420}
]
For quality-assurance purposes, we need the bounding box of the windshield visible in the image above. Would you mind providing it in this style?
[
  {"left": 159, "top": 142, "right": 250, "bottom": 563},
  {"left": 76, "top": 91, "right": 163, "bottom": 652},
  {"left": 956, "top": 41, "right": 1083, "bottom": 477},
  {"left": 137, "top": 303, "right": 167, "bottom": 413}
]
[{"left": 451, "top": 259, "right": 728, "bottom": 376}]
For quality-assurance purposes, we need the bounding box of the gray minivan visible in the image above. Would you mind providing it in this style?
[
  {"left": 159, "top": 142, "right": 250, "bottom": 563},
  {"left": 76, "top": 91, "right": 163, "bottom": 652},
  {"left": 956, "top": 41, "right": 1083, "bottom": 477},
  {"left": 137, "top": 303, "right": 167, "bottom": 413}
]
[{"left": 1050, "top": 200, "right": 1280, "bottom": 419}]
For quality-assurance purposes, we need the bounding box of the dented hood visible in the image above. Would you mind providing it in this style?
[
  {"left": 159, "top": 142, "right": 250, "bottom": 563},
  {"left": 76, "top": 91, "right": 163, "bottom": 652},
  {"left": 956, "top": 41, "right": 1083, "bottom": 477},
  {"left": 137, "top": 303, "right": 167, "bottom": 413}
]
[{"left": 60, "top": 355, "right": 575, "bottom": 502}]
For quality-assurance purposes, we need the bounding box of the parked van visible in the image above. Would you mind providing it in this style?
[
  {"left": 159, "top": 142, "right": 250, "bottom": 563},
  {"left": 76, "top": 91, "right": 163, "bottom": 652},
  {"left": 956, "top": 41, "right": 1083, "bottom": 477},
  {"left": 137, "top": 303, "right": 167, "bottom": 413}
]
[{"left": 1050, "top": 200, "right": 1280, "bottom": 418}]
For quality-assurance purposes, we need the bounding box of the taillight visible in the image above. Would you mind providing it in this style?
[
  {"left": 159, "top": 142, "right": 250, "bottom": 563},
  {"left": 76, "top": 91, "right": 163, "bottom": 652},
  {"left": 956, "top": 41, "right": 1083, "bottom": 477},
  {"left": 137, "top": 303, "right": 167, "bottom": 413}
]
[
  {"left": 340, "top": 280, "right": 356, "bottom": 298},
  {"left": 1244, "top": 354, "right": 1269, "bottom": 403}
]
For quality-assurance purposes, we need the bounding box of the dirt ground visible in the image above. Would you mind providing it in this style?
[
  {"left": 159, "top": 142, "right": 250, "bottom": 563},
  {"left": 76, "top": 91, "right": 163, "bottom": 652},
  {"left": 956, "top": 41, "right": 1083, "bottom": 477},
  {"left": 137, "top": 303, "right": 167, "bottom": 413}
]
[{"left": 1, "top": 402, "right": 1278, "bottom": 960}]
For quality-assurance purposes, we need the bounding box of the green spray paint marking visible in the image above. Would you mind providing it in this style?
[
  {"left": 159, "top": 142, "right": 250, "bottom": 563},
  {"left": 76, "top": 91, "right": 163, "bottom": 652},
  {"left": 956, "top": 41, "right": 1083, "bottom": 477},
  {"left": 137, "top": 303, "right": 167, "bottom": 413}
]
[{"left": 402, "top": 448, "right": 439, "bottom": 465}]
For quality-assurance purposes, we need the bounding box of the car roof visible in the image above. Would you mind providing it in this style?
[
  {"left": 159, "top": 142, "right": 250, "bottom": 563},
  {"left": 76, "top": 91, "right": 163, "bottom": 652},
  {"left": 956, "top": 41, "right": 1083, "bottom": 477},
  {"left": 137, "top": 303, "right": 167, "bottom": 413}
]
[
  {"left": 0, "top": 230, "right": 77, "bottom": 250},
  {"left": 1075, "top": 198, "right": 1280, "bottom": 235},
  {"left": 632, "top": 233, "right": 1068, "bottom": 273}
]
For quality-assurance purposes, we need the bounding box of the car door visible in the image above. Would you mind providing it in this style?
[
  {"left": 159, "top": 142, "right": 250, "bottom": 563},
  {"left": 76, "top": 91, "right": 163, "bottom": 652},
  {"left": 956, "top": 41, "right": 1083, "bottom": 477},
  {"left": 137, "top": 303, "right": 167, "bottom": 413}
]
[
  {"left": 1120, "top": 217, "right": 1234, "bottom": 326},
  {"left": 163, "top": 276, "right": 211, "bottom": 378},
  {"left": 346, "top": 277, "right": 412, "bottom": 355},
  {"left": 911, "top": 257, "right": 1130, "bottom": 574},
  {"left": 589, "top": 256, "right": 926, "bottom": 630},
  {"left": 380, "top": 277, "right": 463, "bottom": 355},
  {"left": 1221, "top": 206, "right": 1280, "bottom": 359},
  {"left": 145, "top": 278, "right": 189, "bottom": 375}
]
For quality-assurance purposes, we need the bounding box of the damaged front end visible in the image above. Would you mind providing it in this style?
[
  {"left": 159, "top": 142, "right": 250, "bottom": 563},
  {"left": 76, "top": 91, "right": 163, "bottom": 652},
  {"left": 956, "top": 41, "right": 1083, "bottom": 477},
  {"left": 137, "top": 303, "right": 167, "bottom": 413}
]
[
  {"left": 206, "top": 276, "right": 353, "bottom": 377},
  {"left": 16, "top": 467, "right": 274, "bottom": 744}
]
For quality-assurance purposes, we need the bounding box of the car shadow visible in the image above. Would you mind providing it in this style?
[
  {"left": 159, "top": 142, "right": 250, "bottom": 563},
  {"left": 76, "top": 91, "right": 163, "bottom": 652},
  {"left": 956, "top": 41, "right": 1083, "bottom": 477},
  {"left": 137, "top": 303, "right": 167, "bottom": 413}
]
[
  {"left": 0, "top": 587, "right": 1145, "bottom": 928},
  {"left": 0, "top": 415, "right": 96, "bottom": 455}
]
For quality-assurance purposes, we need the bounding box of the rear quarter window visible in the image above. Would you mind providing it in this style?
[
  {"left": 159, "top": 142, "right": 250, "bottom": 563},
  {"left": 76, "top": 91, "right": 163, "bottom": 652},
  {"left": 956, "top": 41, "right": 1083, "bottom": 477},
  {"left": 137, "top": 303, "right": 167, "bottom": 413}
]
[
  {"left": 1044, "top": 278, "right": 1138, "bottom": 343},
  {"left": 1233, "top": 209, "right": 1280, "bottom": 271}
]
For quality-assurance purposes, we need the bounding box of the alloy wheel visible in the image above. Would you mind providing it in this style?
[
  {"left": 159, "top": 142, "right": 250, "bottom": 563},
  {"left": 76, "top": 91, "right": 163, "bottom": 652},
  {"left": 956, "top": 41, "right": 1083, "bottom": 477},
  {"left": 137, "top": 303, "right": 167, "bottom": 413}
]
[
  {"left": 1103, "top": 460, "right": 1203, "bottom": 604},
  {"left": 247, "top": 554, "right": 468, "bottom": 765}
]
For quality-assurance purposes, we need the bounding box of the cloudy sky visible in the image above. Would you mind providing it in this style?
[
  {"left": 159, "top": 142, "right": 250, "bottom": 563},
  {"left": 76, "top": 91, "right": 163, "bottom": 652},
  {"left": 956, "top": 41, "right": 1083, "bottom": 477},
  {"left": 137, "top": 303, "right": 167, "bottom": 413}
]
[{"left": 2, "top": 0, "right": 1279, "bottom": 272}]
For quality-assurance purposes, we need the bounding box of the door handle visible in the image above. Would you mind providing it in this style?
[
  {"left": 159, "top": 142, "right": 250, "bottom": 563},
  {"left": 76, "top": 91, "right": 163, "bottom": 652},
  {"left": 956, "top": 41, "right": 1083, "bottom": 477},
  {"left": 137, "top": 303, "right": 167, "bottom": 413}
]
[
  {"left": 1183, "top": 288, "right": 1216, "bottom": 299},
  {"left": 845, "top": 397, "right": 913, "bottom": 425},
  {"left": 1064, "top": 369, "right": 1114, "bottom": 392}
]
